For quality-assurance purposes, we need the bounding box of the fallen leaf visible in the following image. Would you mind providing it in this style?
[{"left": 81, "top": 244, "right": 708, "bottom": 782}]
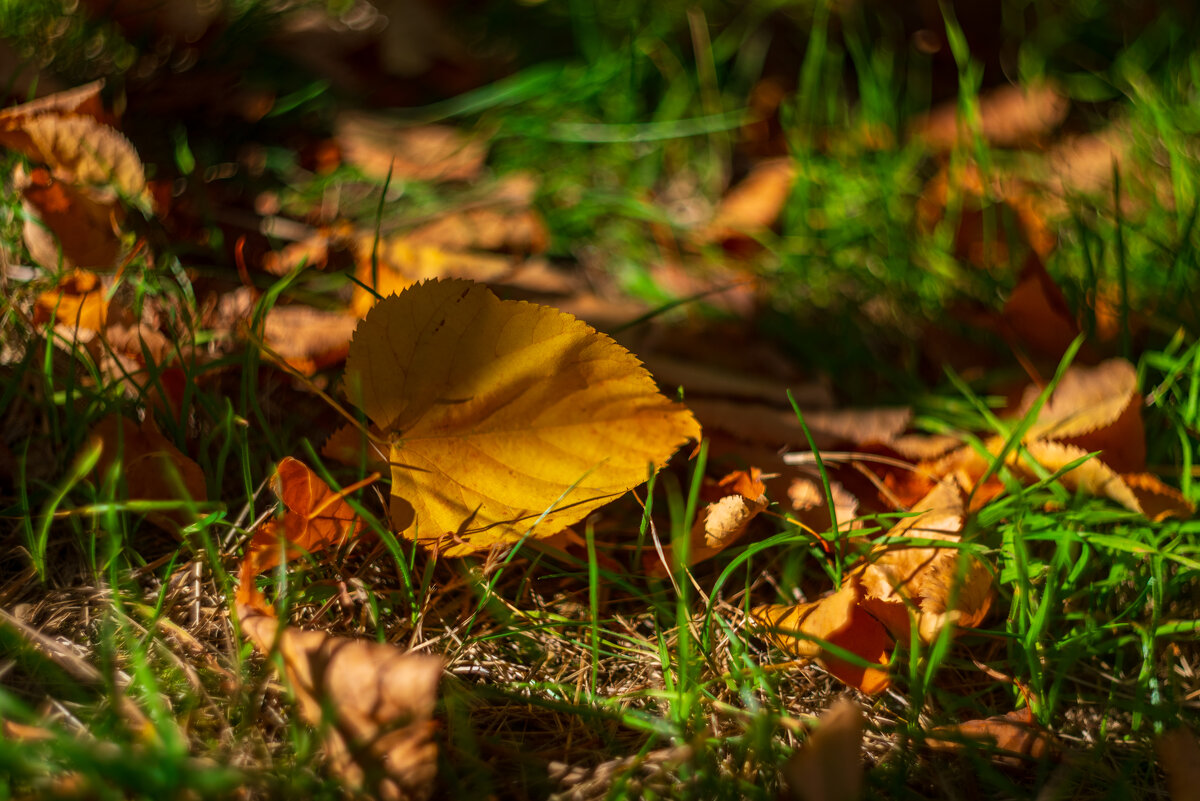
[
  {"left": 687, "top": 399, "right": 909, "bottom": 451},
  {"left": 20, "top": 167, "right": 123, "bottom": 271},
  {"left": 927, "top": 708, "right": 1057, "bottom": 765},
  {"left": 696, "top": 157, "right": 794, "bottom": 245},
  {"left": 788, "top": 474, "right": 859, "bottom": 534},
  {"left": 34, "top": 269, "right": 109, "bottom": 335},
  {"left": 261, "top": 304, "right": 359, "bottom": 375},
  {"left": 997, "top": 255, "right": 1081, "bottom": 360},
  {"left": 0, "top": 80, "right": 105, "bottom": 125},
  {"left": 336, "top": 111, "right": 487, "bottom": 183},
  {"left": 237, "top": 457, "right": 368, "bottom": 612},
  {"left": 1045, "top": 126, "right": 1130, "bottom": 199},
  {"left": 910, "top": 80, "right": 1069, "bottom": 150},
  {"left": 240, "top": 610, "right": 440, "bottom": 801},
  {"left": 858, "top": 474, "right": 993, "bottom": 643},
  {"left": 648, "top": 467, "right": 768, "bottom": 575},
  {"left": 1017, "top": 439, "right": 1141, "bottom": 513},
  {"left": 782, "top": 698, "right": 865, "bottom": 801},
  {"left": 12, "top": 114, "right": 148, "bottom": 204},
  {"left": 349, "top": 235, "right": 513, "bottom": 317},
  {"left": 1121, "top": 473, "right": 1193, "bottom": 521},
  {"left": 404, "top": 174, "right": 548, "bottom": 254},
  {"left": 1156, "top": 726, "right": 1200, "bottom": 801},
  {"left": 343, "top": 279, "right": 700, "bottom": 556},
  {"left": 752, "top": 578, "right": 896, "bottom": 694},
  {"left": 89, "top": 414, "right": 207, "bottom": 535},
  {"left": 1021, "top": 358, "right": 1145, "bottom": 473}
]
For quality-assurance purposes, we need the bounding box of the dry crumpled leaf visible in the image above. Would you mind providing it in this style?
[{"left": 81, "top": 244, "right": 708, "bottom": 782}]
[
  {"left": 18, "top": 166, "right": 123, "bottom": 271},
  {"left": 0, "top": 81, "right": 151, "bottom": 252},
  {"left": 753, "top": 475, "right": 993, "bottom": 693},
  {"left": 927, "top": 707, "right": 1057, "bottom": 765},
  {"left": 1156, "top": 726, "right": 1200, "bottom": 801},
  {"left": 857, "top": 475, "right": 993, "bottom": 643},
  {"left": 34, "top": 269, "right": 109, "bottom": 335},
  {"left": 649, "top": 468, "right": 768, "bottom": 575},
  {"left": 1021, "top": 358, "right": 1144, "bottom": 473},
  {"left": 89, "top": 414, "right": 207, "bottom": 535},
  {"left": 237, "top": 457, "right": 368, "bottom": 612},
  {"left": 782, "top": 698, "right": 864, "bottom": 801},
  {"left": 18, "top": 114, "right": 147, "bottom": 202},
  {"left": 910, "top": 80, "right": 1068, "bottom": 150},
  {"left": 0, "top": 80, "right": 104, "bottom": 124},
  {"left": 336, "top": 111, "right": 487, "bottom": 184},
  {"left": 239, "top": 609, "right": 440, "bottom": 801},
  {"left": 343, "top": 279, "right": 700, "bottom": 556},
  {"left": 788, "top": 474, "right": 860, "bottom": 534},
  {"left": 752, "top": 577, "right": 895, "bottom": 695}
]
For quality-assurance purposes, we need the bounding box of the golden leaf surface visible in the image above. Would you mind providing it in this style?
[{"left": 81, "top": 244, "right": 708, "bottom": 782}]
[{"left": 344, "top": 279, "right": 700, "bottom": 555}]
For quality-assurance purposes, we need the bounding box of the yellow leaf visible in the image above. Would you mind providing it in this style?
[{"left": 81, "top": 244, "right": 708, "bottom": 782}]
[
  {"left": 34, "top": 269, "right": 109, "bottom": 334},
  {"left": 344, "top": 279, "right": 700, "bottom": 555}
]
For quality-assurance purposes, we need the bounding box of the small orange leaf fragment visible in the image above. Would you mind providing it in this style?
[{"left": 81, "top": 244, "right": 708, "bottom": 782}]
[
  {"left": 237, "top": 458, "right": 369, "bottom": 611},
  {"left": 697, "top": 157, "right": 795, "bottom": 245},
  {"left": 649, "top": 467, "right": 768, "bottom": 575},
  {"left": 1122, "top": 473, "right": 1193, "bottom": 521}
]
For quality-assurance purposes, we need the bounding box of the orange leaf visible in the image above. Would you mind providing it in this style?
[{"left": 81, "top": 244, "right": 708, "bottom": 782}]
[
  {"left": 261, "top": 304, "right": 359, "bottom": 375},
  {"left": 20, "top": 167, "right": 123, "bottom": 271},
  {"left": 927, "top": 708, "right": 1057, "bottom": 765},
  {"left": 910, "top": 80, "right": 1068, "bottom": 150},
  {"left": 782, "top": 697, "right": 865, "bottom": 801},
  {"left": 240, "top": 609, "right": 440, "bottom": 801},
  {"left": 237, "top": 458, "right": 369, "bottom": 610},
  {"left": 696, "top": 157, "right": 795, "bottom": 245},
  {"left": 648, "top": 467, "right": 768, "bottom": 575},
  {"left": 89, "top": 414, "right": 207, "bottom": 535},
  {"left": 752, "top": 578, "right": 894, "bottom": 694},
  {"left": 34, "top": 269, "right": 109, "bottom": 335},
  {"left": 1021, "top": 358, "right": 1145, "bottom": 473},
  {"left": 857, "top": 475, "right": 994, "bottom": 643},
  {"left": 1122, "top": 473, "right": 1194, "bottom": 521},
  {"left": 349, "top": 235, "right": 514, "bottom": 317}
]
